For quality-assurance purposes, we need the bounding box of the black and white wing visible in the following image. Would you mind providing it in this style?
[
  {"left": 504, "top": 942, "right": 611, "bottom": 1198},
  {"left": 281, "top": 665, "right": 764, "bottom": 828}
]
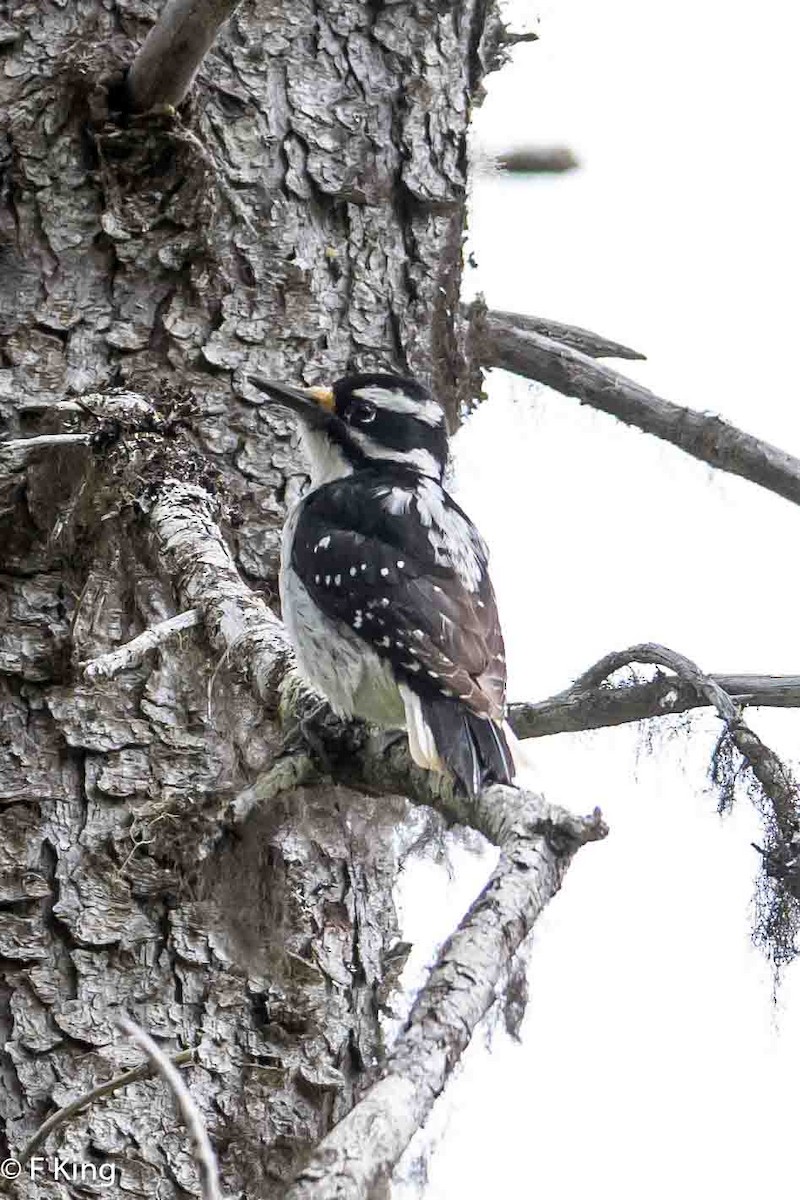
[{"left": 290, "top": 469, "right": 512, "bottom": 793}]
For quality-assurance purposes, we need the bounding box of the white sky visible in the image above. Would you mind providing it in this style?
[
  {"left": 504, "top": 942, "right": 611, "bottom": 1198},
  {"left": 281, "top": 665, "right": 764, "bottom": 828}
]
[{"left": 393, "top": 2, "right": 800, "bottom": 1197}]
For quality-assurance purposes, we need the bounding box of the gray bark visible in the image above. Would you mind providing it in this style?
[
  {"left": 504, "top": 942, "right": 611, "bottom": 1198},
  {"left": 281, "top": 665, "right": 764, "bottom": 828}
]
[{"left": 0, "top": 1, "right": 510, "bottom": 1194}]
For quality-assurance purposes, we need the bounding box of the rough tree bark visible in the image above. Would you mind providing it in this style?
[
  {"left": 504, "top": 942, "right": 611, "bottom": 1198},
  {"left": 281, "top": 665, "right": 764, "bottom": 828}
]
[
  {"left": 4, "top": 4, "right": 799, "bottom": 1199},
  {"left": 0, "top": 1, "right": 519, "bottom": 1196}
]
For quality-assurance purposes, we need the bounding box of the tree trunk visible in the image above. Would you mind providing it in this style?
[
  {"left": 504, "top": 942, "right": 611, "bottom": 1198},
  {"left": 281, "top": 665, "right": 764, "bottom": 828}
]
[{"left": 0, "top": 1, "right": 505, "bottom": 1194}]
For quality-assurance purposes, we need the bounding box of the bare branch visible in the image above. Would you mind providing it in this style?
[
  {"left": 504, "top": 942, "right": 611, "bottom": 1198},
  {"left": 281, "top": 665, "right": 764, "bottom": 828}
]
[
  {"left": 0, "top": 19, "right": 19, "bottom": 46},
  {"left": 16, "top": 399, "right": 85, "bottom": 415},
  {"left": 569, "top": 642, "right": 739, "bottom": 721},
  {"left": 230, "top": 754, "right": 316, "bottom": 827},
  {"left": 509, "top": 672, "right": 800, "bottom": 739},
  {"left": 144, "top": 480, "right": 292, "bottom": 707},
  {"left": 479, "top": 316, "right": 800, "bottom": 508},
  {"left": 1, "top": 433, "right": 94, "bottom": 452},
  {"left": 502, "top": 29, "right": 539, "bottom": 45},
  {"left": 496, "top": 145, "right": 579, "bottom": 174},
  {"left": 118, "top": 1019, "right": 220, "bottom": 1200},
  {"left": 469, "top": 304, "right": 645, "bottom": 360},
  {"left": 18, "top": 392, "right": 161, "bottom": 422},
  {"left": 125, "top": 0, "right": 243, "bottom": 112},
  {"left": 18, "top": 1049, "right": 195, "bottom": 1168},
  {"left": 285, "top": 788, "right": 602, "bottom": 1200},
  {"left": 535, "top": 642, "right": 800, "bottom": 852},
  {"left": 82, "top": 608, "right": 202, "bottom": 680}
]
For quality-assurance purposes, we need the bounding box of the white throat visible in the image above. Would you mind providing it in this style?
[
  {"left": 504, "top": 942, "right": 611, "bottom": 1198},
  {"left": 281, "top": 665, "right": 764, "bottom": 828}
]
[{"left": 300, "top": 425, "right": 353, "bottom": 487}]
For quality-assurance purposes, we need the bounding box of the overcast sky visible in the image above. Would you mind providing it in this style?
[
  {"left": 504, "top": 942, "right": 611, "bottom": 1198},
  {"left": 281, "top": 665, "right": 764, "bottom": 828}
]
[{"left": 394, "top": 2, "right": 800, "bottom": 1196}]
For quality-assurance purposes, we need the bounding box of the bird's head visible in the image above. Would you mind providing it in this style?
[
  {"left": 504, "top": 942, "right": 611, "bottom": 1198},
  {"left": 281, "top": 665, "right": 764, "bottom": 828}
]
[{"left": 250, "top": 371, "right": 448, "bottom": 484}]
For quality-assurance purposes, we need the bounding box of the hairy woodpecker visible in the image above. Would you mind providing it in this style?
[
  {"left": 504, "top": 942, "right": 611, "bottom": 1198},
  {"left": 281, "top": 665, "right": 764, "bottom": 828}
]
[{"left": 250, "top": 371, "right": 518, "bottom": 798}]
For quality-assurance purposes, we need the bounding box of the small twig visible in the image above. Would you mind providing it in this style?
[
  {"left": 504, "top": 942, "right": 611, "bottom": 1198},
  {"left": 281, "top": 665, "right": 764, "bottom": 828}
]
[
  {"left": 117, "top": 1019, "right": 221, "bottom": 1200},
  {"left": 499, "top": 28, "right": 539, "bottom": 46},
  {"left": 479, "top": 318, "right": 800, "bottom": 510},
  {"left": 16, "top": 399, "right": 85, "bottom": 415},
  {"left": 17, "top": 1048, "right": 196, "bottom": 1167},
  {"left": 230, "top": 754, "right": 316, "bottom": 826},
  {"left": 0, "top": 19, "right": 19, "bottom": 46},
  {"left": 1, "top": 433, "right": 94, "bottom": 452},
  {"left": 496, "top": 145, "right": 579, "bottom": 174},
  {"left": 17, "top": 393, "right": 159, "bottom": 423},
  {"left": 82, "top": 608, "right": 202, "bottom": 680},
  {"left": 125, "top": 0, "right": 244, "bottom": 112},
  {"left": 118, "top": 810, "right": 179, "bottom": 873}
]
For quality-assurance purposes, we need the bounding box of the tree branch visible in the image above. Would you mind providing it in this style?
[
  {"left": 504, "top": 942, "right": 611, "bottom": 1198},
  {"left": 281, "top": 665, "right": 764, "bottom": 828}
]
[
  {"left": 125, "top": 0, "right": 243, "bottom": 112},
  {"left": 568, "top": 643, "right": 738, "bottom": 720},
  {"left": 478, "top": 311, "right": 800, "bottom": 509},
  {"left": 82, "top": 608, "right": 202, "bottom": 680},
  {"left": 532, "top": 644, "right": 800, "bottom": 894},
  {"left": 118, "top": 1020, "right": 220, "bottom": 1200},
  {"left": 496, "top": 145, "right": 579, "bottom": 174},
  {"left": 17, "top": 1049, "right": 196, "bottom": 1168},
  {"left": 467, "top": 304, "right": 645, "bottom": 361},
  {"left": 509, "top": 672, "right": 800, "bottom": 739},
  {"left": 285, "top": 789, "right": 602, "bottom": 1200},
  {"left": 1, "top": 432, "right": 94, "bottom": 452},
  {"left": 17, "top": 392, "right": 164, "bottom": 423},
  {"left": 144, "top": 480, "right": 293, "bottom": 708}
]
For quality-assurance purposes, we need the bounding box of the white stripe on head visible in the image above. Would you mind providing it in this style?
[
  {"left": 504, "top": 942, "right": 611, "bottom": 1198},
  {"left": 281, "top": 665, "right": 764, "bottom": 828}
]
[
  {"left": 346, "top": 428, "right": 442, "bottom": 477},
  {"left": 351, "top": 385, "right": 444, "bottom": 427}
]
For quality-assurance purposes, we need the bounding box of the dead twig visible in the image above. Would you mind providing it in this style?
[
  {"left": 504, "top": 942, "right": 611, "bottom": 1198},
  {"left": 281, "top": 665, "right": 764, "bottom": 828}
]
[
  {"left": 479, "top": 313, "right": 800, "bottom": 509},
  {"left": 17, "top": 1048, "right": 196, "bottom": 1168},
  {"left": 117, "top": 1019, "right": 220, "bottom": 1200},
  {"left": 125, "top": 0, "right": 244, "bottom": 112},
  {"left": 509, "top": 673, "right": 800, "bottom": 739},
  {"left": 1, "top": 433, "right": 94, "bottom": 452},
  {"left": 82, "top": 608, "right": 202, "bottom": 680},
  {"left": 496, "top": 145, "right": 579, "bottom": 174},
  {"left": 467, "top": 303, "right": 645, "bottom": 361}
]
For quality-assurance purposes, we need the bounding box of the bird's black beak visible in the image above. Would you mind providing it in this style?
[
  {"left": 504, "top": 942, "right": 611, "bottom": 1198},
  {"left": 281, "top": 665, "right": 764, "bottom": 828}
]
[{"left": 247, "top": 376, "right": 336, "bottom": 428}]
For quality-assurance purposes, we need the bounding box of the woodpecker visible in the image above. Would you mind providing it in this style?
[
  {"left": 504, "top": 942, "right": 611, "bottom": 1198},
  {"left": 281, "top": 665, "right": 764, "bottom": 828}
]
[{"left": 250, "top": 371, "right": 517, "bottom": 798}]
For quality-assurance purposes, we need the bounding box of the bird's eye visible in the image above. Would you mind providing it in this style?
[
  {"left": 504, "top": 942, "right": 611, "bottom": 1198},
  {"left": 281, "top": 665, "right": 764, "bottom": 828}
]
[{"left": 349, "top": 399, "right": 376, "bottom": 424}]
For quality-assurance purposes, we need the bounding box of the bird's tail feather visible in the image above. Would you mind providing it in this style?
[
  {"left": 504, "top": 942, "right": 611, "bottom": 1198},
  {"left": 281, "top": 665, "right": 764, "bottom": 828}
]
[{"left": 419, "top": 697, "right": 515, "bottom": 799}]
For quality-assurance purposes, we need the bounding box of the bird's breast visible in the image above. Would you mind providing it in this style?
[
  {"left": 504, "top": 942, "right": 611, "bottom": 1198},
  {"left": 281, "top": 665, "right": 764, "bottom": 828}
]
[{"left": 280, "top": 512, "right": 405, "bottom": 726}]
